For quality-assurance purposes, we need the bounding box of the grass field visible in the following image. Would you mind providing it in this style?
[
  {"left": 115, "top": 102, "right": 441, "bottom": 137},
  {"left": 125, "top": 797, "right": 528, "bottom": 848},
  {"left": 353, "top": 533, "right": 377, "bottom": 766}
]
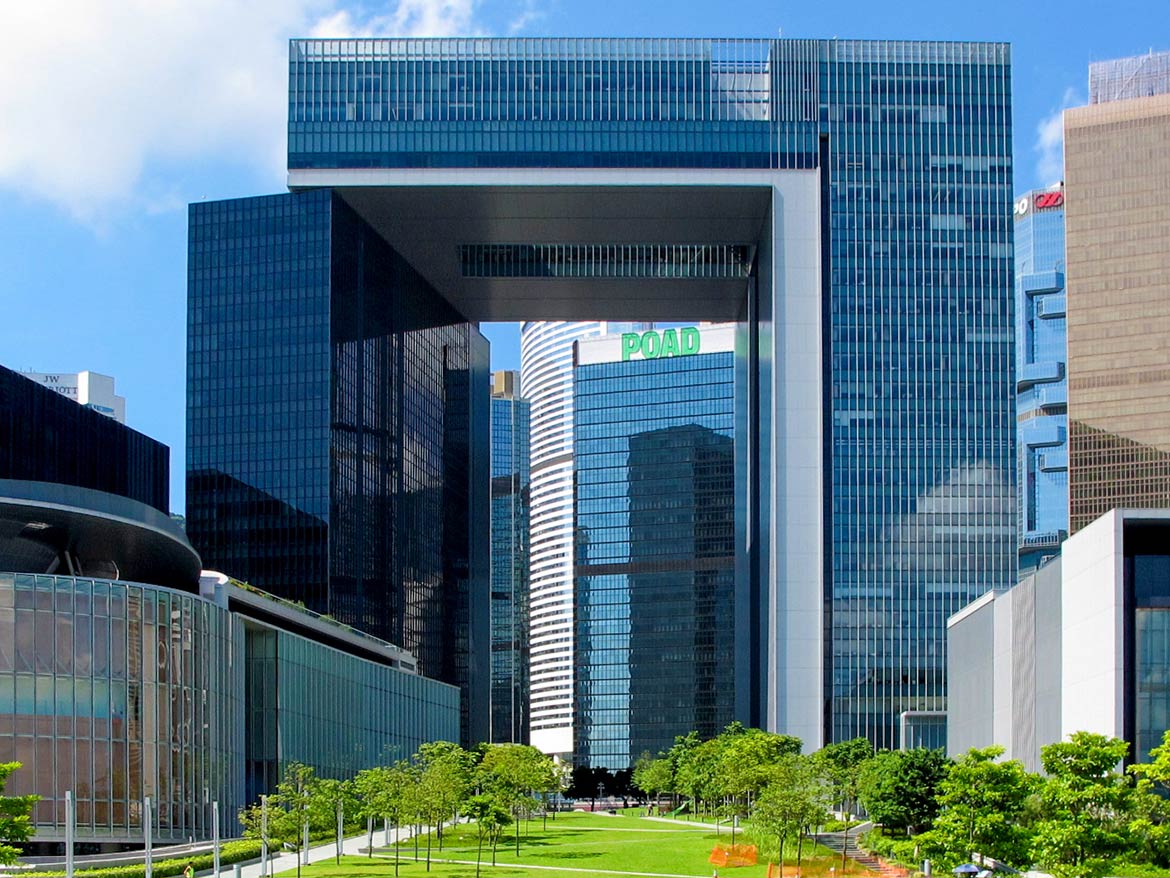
[{"left": 276, "top": 811, "right": 878, "bottom": 878}]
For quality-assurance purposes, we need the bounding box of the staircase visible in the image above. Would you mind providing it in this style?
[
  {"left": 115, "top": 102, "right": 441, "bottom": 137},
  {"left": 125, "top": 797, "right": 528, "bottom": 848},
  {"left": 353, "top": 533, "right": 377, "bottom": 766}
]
[{"left": 817, "top": 824, "right": 912, "bottom": 878}]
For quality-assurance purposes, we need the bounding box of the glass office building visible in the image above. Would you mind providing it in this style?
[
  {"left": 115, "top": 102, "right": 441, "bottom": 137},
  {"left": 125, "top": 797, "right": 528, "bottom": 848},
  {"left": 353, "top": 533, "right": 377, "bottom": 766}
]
[
  {"left": 0, "top": 571, "right": 460, "bottom": 847},
  {"left": 199, "top": 37, "right": 1015, "bottom": 751},
  {"left": 1015, "top": 186, "right": 1068, "bottom": 579},
  {"left": 489, "top": 371, "right": 530, "bottom": 744},
  {"left": 0, "top": 365, "right": 168, "bottom": 513},
  {"left": 187, "top": 191, "right": 489, "bottom": 746},
  {"left": 573, "top": 326, "right": 735, "bottom": 767}
]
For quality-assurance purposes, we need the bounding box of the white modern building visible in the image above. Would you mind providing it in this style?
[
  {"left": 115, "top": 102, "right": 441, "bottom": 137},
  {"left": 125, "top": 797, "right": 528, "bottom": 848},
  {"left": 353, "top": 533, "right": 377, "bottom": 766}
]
[
  {"left": 520, "top": 321, "right": 645, "bottom": 756},
  {"left": 948, "top": 509, "right": 1170, "bottom": 768},
  {"left": 24, "top": 370, "right": 126, "bottom": 423}
]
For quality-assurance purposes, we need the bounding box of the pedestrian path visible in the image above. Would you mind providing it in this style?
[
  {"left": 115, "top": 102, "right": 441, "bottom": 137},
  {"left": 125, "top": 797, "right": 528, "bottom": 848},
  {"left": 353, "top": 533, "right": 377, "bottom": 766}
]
[{"left": 211, "top": 823, "right": 422, "bottom": 878}]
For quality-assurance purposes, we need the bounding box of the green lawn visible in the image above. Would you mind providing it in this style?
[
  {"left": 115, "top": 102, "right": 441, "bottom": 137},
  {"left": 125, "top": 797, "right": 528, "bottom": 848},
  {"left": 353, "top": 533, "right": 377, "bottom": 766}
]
[
  {"left": 388, "top": 810, "right": 856, "bottom": 878},
  {"left": 275, "top": 811, "right": 875, "bottom": 878}
]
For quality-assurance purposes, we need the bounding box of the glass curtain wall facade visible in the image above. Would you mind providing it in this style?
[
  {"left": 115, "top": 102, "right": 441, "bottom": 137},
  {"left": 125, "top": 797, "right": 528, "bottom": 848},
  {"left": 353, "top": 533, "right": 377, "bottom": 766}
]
[
  {"left": 0, "top": 365, "right": 169, "bottom": 513},
  {"left": 282, "top": 38, "right": 1014, "bottom": 749},
  {"left": 1014, "top": 187, "right": 1068, "bottom": 579},
  {"left": 242, "top": 623, "right": 458, "bottom": 802},
  {"left": 187, "top": 191, "right": 489, "bottom": 746},
  {"left": 0, "top": 572, "right": 461, "bottom": 845},
  {"left": 574, "top": 327, "right": 735, "bottom": 768},
  {"left": 0, "top": 573, "right": 243, "bottom": 844},
  {"left": 489, "top": 373, "right": 530, "bottom": 744}
]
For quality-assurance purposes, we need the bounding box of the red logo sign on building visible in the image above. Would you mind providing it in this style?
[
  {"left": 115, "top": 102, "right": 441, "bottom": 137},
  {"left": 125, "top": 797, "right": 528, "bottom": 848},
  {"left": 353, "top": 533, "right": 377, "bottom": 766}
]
[{"left": 1034, "top": 191, "right": 1064, "bottom": 210}]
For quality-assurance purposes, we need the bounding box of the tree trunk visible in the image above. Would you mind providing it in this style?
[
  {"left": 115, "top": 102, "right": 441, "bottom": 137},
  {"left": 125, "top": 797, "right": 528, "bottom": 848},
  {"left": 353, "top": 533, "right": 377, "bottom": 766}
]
[
  {"left": 476, "top": 830, "right": 484, "bottom": 878},
  {"left": 367, "top": 816, "right": 373, "bottom": 859},
  {"left": 426, "top": 822, "right": 432, "bottom": 872},
  {"left": 515, "top": 809, "right": 521, "bottom": 856},
  {"left": 841, "top": 818, "right": 850, "bottom": 872},
  {"left": 797, "top": 828, "right": 805, "bottom": 869}
]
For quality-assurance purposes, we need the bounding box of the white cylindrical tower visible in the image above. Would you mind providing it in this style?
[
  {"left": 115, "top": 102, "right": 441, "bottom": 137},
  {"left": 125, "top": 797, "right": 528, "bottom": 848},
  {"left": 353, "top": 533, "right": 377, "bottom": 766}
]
[{"left": 520, "top": 321, "right": 644, "bottom": 757}]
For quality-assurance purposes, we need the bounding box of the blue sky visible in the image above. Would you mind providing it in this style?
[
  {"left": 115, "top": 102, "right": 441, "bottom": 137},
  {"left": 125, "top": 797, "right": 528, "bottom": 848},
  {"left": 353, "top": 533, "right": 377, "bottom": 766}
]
[{"left": 0, "top": 0, "right": 1162, "bottom": 512}]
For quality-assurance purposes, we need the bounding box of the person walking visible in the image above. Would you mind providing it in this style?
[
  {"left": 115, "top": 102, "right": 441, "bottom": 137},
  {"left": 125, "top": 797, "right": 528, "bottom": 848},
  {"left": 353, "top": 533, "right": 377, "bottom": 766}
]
[{"left": 182, "top": 863, "right": 195, "bottom": 878}]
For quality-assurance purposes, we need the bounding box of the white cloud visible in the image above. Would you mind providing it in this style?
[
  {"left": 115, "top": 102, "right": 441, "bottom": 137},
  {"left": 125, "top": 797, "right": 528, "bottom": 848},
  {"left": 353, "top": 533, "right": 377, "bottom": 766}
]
[
  {"left": 508, "top": 0, "right": 546, "bottom": 33},
  {"left": 0, "top": 1, "right": 482, "bottom": 224},
  {"left": 1034, "top": 86, "right": 1081, "bottom": 187}
]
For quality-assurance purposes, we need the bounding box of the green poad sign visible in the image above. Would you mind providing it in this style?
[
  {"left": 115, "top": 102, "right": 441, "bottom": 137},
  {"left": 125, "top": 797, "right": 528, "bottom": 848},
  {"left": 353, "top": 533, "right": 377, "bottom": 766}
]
[{"left": 621, "top": 327, "right": 701, "bottom": 361}]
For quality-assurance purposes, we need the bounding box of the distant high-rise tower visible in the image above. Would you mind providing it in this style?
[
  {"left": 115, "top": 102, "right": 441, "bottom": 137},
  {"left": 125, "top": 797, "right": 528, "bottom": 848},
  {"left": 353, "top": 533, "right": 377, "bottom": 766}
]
[
  {"left": 1014, "top": 185, "right": 1068, "bottom": 579},
  {"left": 573, "top": 325, "right": 736, "bottom": 768},
  {"left": 520, "top": 321, "right": 646, "bottom": 756},
  {"left": 490, "top": 370, "right": 530, "bottom": 744},
  {"left": 23, "top": 370, "right": 127, "bottom": 423},
  {"left": 1065, "top": 52, "right": 1170, "bottom": 531}
]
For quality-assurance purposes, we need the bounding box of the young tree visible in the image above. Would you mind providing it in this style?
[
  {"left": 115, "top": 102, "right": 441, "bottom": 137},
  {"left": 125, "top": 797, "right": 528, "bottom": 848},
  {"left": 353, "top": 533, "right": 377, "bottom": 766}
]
[
  {"left": 676, "top": 737, "right": 723, "bottom": 824},
  {"left": 747, "top": 754, "right": 829, "bottom": 871},
  {"left": 416, "top": 743, "right": 472, "bottom": 870},
  {"left": 0, "top": 763, "right": 37, "bottom": 865},
  {"left": 1031, "top": 732, "right": 1134, "bottom": 878},
  {"left": 480, "top": 744, "right": 550, "bottom": 856},
  {"left": 466, "top": 793, "right": 511, "bottom": 876},
  {"left": 923, "top": 745, "right": 1038, "bottom": 869},
  {"left": 314, "top": 778, "right": 357, "bottom": 865},
  {"left": 633, "top": 752, "right": 674, "bottom": 813},
  {"left": 720, "top": 728, "right": 804, "bottom": 842},
  {"left": 273, "top": 763, "right": 320, "bottom": 878},
  {"left": 814, "top": 737, "right": 873, "bottom": 869},
  {"left": 858, "top": 748, "right": 950, "bottom": 835}
]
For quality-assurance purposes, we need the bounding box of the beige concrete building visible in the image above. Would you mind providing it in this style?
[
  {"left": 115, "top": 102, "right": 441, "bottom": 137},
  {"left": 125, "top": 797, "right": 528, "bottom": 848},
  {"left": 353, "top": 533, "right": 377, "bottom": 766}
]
[{"left": 1064, "top": 54, "right": 1170, "bottom": 533}]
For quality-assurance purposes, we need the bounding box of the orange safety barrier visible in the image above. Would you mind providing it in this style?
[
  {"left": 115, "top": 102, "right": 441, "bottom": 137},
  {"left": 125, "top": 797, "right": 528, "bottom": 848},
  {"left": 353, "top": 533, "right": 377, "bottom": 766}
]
[{"left": 709, "top": 843, "right": 759, "bottom": 868}]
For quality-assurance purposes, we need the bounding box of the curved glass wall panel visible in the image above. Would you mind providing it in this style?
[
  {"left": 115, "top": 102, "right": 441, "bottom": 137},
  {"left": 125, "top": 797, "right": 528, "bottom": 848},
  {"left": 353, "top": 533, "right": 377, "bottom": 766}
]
[{"left": 0, "top": 572, "right": 243, "bottom": 844}]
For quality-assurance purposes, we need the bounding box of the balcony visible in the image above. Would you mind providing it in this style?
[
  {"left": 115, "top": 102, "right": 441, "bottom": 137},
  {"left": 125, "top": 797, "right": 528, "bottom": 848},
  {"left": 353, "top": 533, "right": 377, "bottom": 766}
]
[
  {"left": 1034, "top": 382, "right": 1068, "bottom": 409},
  {"left": 1021, "top": 418, "right": 1065, "bottom": 448},
  {"left": 1021, "top": 270, "right": 1064, "bottom": 296},
  {"left": 1038, "top": 451, "right": 1068, "bottom": 472},
  {"left": 1018, "top": 360, "right": 1063, "bottom": 390},
  {"left": 1038, "top": 295, "right": 1066, "bottom": 319}
]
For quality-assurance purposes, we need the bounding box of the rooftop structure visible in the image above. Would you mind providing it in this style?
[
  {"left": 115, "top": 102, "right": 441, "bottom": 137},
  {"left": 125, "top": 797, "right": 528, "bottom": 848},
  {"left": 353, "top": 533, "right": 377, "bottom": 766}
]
[{"left": 1089, "top": 50, "right": 1170, "bottom": 103}]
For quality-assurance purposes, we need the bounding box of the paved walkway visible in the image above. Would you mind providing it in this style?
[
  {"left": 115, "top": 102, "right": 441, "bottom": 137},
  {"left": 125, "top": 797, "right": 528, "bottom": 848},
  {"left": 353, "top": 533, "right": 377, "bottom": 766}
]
[{"left": 210, "top": 823, "right": 424, "bottom": 878}]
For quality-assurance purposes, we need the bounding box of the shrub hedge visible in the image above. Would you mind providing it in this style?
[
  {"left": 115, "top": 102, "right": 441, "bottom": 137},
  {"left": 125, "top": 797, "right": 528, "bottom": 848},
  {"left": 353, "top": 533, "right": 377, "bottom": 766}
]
[{"left": 20, "top": 840, "right": 263, "bottom": 878}]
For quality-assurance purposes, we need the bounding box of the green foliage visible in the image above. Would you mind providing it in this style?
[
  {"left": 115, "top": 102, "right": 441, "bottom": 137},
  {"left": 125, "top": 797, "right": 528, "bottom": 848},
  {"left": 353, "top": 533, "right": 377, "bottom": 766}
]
[
  {"left": 746, "top": 754, "right": 829, "bottom": 865},
  {"left": 465, "top": 792, "right": 511, "bottom": 874},
  {"left": 0, "top": 762, "right": 37, "bottom": 865},
  {"left": 719, "top": 728, "right": 804, "bottom": 804},
  {"left": 1030, "top": 732, "right": 1134, "bottom": 878},
  {"left": 922, "top": 745, "right": 1038, "bottom": 869},
  {"left": 864, "top": 827, "right": 924, "bottom": 869},
  {"left": 858, "top": 748, "right": 950, "bottom": 835},
  {"left": 632, "top": 752, "right": 673, "bottom": 804},
  {"left": 24, "top": 840, "right": 263, "bottom": 878}
]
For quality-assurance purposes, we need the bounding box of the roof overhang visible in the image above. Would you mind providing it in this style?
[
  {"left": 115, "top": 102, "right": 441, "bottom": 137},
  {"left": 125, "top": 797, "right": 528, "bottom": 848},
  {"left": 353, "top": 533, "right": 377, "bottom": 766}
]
[{"left": 290, "top": 168, "right": 791, "bottom": 321}]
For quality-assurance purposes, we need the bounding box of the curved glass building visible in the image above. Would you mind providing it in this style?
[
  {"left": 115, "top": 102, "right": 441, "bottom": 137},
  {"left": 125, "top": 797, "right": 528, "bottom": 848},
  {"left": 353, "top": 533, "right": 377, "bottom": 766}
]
[{"left": 520, "top": 321, "right": 645, "bottom": 755}]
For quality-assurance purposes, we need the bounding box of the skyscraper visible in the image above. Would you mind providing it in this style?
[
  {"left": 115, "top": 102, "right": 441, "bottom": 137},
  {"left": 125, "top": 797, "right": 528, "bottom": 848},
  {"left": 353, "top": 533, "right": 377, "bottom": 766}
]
[
  {"left": 22, "top": 371, "right": 127, "bottom": 423},
  {"left": 1065, "top": 51, "right": 1170, "bottom": 533},
  {"left": 574, "top": 325, "right": 736, "bottom": 767},
  {"left": 1014, "top": 185, "right": 1068, "bottom": 579},
  {"left": 490, "top": 370, "right": 530, "bottom": 744},
  {"left": 187, "top": 191, "right": 490, "bottom": 745},
  {"left": 194, "top": 36, "right": 1015, "bottom": 752},
  {"left": 520, "top": 321, "right": 647, "bottom": 756}
]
